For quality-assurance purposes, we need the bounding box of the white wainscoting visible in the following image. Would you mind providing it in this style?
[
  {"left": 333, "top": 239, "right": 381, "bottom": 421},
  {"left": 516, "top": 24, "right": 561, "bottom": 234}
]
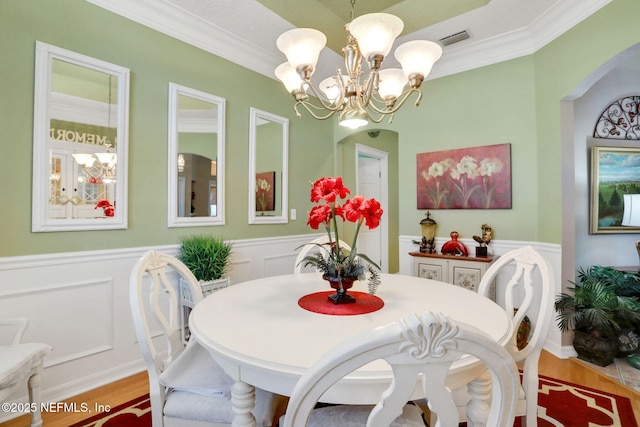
[
  {"left": 0, "top": 234, "right": 566, "bottom": 422},
  {"left": 0, "top": 234, "right": 316, "bottom": 422}
]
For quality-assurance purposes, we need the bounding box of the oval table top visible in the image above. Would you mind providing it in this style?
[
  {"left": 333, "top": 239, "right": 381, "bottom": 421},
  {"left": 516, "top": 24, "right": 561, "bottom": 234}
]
[{"left": 189, "top": 272, "right": 513, "bottom": 403}]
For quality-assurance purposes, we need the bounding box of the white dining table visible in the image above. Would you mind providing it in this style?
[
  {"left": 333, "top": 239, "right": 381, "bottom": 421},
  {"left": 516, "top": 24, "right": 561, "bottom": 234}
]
[{"left": 189, "top": 272, "right": 513, "bottom": 427}]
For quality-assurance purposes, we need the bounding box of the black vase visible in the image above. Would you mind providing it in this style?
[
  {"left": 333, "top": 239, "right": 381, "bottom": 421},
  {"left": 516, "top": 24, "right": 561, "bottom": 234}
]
[
  {"left": 572, "top": 330, "right": 618, "bottom": 367},
  {"left": 323, "top": 274, "right": 357, "bottom": 304}
]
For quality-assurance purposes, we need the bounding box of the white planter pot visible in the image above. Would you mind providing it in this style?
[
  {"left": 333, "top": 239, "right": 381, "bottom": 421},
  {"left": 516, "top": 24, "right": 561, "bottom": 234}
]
[
  {"left": 180, "top": 276, "right": 231, "bottom": 304},
  {"left": 199, "top": 276, "right": 231, "bottom": 296}
]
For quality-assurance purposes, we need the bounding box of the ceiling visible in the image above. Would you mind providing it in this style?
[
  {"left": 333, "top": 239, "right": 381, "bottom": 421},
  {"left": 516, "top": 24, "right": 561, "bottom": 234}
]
[{"left": 87, "top": 0, "right": 612, "bottom": 83}]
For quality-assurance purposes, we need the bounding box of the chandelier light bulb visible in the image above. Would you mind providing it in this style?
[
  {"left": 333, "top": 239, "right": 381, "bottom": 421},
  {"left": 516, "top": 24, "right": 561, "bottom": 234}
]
[
  {"left": 276, "top": 28, "right": 327, "bottom": 74},
  {"left": 394, "top": 40, "right": 443, "bottom": 84},
  {"left": 95, "top": 152, "right": 116, "bottom": 165},
  {"left": 378, "top": 68, "right": 407, "bottom": 100},
  {"left": 319, "top": 75, "right": 348, "bottom": 104},
  {"left": 348, "top": 13, "right": 403, "bottom": 61},
  {"left": 275, "top": 62, "right": 304, "bottom": 93},
  {"left": 339, "top": 106, "right": 368, "bottom": 129},
  {"left": 72, "top": 153, "right": 96, "bottom": 168}
]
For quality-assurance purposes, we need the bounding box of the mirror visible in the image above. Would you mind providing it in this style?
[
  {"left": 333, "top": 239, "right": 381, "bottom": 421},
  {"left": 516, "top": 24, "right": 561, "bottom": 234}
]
[
  {"left": 32, "top": 42, "right": 130, "bottom": 232},
  {"left": 168, "top": 83, "right": 225, "bottom": 227},
  {"left": 248, "top": 108, "right": 289, "bottom": 224}
]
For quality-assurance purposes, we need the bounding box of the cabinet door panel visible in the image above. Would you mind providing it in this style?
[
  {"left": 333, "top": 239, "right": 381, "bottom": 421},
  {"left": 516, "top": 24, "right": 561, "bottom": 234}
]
[
  {"left": 417, "top": 262, "right": 443, "bottom": 281},
  {"left": 450, "top": 265, "right": 482, "bottom": 291}
]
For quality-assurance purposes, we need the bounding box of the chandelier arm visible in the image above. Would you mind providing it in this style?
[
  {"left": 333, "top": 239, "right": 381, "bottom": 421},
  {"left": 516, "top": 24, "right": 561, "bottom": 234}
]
[
  {"left": 295, "top": 101, "right": 339, "bottom": 121},
  {"left": 305, "top": 80, "right": 346, "bottom": 112},
  {"left": 363, "top": 110, "right": 387, "bottom": 124},
  {"left": 368, "top": 88, "right": 423, "bottom": 115},
  {"left": 359, "top": 70, "right": 379, "bottom": 109}
]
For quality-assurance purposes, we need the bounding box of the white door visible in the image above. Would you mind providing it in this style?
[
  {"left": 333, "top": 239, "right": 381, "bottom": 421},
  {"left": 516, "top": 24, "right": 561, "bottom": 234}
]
[{"left": 356, "top": 144, "right": 389, "bottom": 272}]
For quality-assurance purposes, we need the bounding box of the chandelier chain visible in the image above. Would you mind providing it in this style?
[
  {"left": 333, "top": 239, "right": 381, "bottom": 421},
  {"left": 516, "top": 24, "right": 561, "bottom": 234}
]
[{"left": 350, "top": 0, "right": 356, "bottom": 21}]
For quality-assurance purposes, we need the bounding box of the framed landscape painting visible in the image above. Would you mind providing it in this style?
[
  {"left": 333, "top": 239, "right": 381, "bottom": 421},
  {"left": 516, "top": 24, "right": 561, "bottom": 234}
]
[
  {"left": 416, "top": 143, "right": 511, "bottom": 209},
  {"left": 590, "top": 146, "right": 640, "bottom": 234}
]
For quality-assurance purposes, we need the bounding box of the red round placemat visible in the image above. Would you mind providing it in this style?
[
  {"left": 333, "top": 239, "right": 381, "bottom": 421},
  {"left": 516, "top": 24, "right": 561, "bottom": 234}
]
[{"left": 298, "top": 291, "right": 384, "bottom": 315}]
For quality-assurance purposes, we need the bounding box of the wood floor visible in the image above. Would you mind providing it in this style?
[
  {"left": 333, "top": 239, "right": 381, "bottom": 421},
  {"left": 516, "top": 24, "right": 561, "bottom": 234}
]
[{"left": 2, "top": 350, "right": 640, "bottom": 427}]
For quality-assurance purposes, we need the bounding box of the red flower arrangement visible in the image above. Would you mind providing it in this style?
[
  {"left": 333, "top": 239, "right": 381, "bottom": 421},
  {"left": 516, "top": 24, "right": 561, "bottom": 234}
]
[
  {"left": 95, "top": 199, "right": 115, "bottom": 217},
  {"left": 300, "top": 177, "right": 383, "bottom": 295}
]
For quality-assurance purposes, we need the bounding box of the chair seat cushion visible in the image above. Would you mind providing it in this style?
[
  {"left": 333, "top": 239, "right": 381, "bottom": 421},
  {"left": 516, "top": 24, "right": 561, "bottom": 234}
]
[
  {"left": 160, "top": 339, "right": 281, "bottom": 425},
  {"left": 0, "top": 343, "right": 51, "bottom": 389},
  {"left": 164, "top": 387, "right": 279, "bottom": 425},
  {"left": 284, "top": 403, "right": 425, "bottom": 427},
  {"left": 159, "top": 339, "right": 234, "bottom": 397}
]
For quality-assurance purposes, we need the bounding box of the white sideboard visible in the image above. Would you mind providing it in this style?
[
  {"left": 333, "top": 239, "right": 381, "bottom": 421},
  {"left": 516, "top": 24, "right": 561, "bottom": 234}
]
[{"left": 409, "top": 251, "right": 494, "bottom": 293}]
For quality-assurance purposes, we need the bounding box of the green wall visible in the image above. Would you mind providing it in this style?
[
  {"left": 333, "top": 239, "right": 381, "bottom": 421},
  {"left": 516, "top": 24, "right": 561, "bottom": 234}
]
[
  {"left": 0, "top": 0, "right": 334, "bottom": 256},
  {"left": 2, "top": 0, "right": 640, "bottom": 257},
  {"left": 335, "top": 57, "right": 538, "bottom": 243}
]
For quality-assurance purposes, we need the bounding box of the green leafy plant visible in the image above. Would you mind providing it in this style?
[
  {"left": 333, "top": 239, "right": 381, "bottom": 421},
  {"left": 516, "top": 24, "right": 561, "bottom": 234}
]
[
  {"left": 179, "top": 235, "right": 232, "bottom": 281},
  {"left": 554, "top": 266, "right": 640, "bottom": 338}
]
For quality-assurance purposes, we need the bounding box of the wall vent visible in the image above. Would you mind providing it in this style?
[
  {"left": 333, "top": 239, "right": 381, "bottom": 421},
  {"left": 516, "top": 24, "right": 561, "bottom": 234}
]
[{"left": 439, "top": 30, "right": 471, "bottom": 46}]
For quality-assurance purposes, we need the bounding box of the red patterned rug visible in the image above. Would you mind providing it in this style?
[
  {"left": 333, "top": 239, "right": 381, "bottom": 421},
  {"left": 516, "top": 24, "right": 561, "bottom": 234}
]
[
  {"left": 67, "top": 394, "right": 151, "bottom": 427},
  {"left": 68, "top": 375, "right": 637, "bottom": 427}
]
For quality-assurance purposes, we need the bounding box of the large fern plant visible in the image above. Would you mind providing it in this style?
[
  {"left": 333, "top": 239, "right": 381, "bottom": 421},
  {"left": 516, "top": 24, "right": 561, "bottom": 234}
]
[
  {"left": 179, "top": 235, "right": 232, "bottom": 281},
  {"left": 554, "top": 266, "right": 640, "bottom": 338}
]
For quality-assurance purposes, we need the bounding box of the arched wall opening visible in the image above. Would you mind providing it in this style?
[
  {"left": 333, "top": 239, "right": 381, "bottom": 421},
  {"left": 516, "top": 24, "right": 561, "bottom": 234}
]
[{"left": 561, "top": 43, "right": 640, "bottom": 346}]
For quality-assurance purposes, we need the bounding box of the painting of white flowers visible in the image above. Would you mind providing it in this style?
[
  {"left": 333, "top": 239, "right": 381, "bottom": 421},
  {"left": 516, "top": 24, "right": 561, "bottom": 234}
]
[
  {"left": 256, "top": 171, "right": 275, "bottom": 212},
  {"left": 417, "top": 143, "right": 512, "bottom": 209}
]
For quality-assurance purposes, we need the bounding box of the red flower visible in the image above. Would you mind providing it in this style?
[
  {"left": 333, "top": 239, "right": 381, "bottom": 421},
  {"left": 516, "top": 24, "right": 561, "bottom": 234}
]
[
  {"left": 310, "top": 177, "right": 350, "bottom": 203},
  {"left": 95, "top": 200, "right": 112, "bottom": 209},
  {"left": 343, "top": 196, "right": 384, "bottom": 229},
  {"left": 307, "top": 205, "right": 331, "bottom": 229},
  {"left": 95, "top": 199, "right": 115, "bottom": 217},
  {"left": 307, "top": 205, "right": 345, "bottom": 229}
]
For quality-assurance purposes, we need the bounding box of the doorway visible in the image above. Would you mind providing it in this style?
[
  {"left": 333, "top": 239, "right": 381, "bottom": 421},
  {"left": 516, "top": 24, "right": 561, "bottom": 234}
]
[{"left": 356, "top": 144, "right": 389, "bottom": 272}]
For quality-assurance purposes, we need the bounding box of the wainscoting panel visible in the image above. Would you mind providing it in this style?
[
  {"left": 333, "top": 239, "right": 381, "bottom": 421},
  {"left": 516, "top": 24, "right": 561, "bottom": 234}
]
[{"left": 0, "top": 279, "right": 114, "bottom": 367}]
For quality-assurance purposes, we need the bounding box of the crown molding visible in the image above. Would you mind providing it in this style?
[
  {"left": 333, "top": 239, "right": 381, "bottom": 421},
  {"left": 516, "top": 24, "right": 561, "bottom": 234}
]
[
  {"left": 86, "top": 0, "right": 611, "bottom": 82},
  {"left": 86, "top": 0, "right": 279, "bottom": 78},
  {"left": 429, "top": 0, "right": 612, "bottom": 79}
]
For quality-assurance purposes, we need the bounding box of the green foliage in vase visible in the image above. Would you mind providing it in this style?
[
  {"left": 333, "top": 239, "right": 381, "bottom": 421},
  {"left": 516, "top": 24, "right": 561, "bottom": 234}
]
[
  {"left": 554, "top": 266, "right": 640, "bottom": 338},
  {"left": 179, "top": 234, "right": 232, "bottom": 281}
]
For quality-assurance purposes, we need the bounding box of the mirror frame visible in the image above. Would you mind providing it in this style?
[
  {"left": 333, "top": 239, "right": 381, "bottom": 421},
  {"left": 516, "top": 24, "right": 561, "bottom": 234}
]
[
  {"left": 248, "top": 107, "right": 289, "bottom": 224},
  {"left": 167, "top": 83, "right": 226, "bottom": 227},
  {"left": 32, "top": 41, "right": 130, "bottom": 232}
]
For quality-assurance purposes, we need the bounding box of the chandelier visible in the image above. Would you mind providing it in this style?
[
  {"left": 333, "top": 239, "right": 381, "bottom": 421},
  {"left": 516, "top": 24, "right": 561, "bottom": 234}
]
[
  {"left": 274, "top": 1, "right": 442, "bottom": 129},
  {"left": 72, "top": 144, "right": 117, "bottom": 182}
]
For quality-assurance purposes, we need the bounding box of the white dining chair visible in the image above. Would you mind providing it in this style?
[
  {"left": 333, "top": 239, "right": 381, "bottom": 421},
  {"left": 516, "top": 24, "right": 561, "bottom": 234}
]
[
  {"left": 281, "top": 310, "right": 519, "bottom": 427},
  {"left": 294, "top": 235, "right": 351, "bottom": 273},
  {"left": 449, "top": 245, "right": 554, "bottom": 427},
  {"left": 130, "top": 250, "right": 285, "bottom": 427},
  {"left": 0, "top": 318, "right": 51, "bottom": 427}
]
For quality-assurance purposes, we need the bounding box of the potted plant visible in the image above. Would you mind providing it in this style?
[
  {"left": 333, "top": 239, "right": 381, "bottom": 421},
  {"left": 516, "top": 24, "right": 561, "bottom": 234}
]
[
  {"left": 554, "top": 266, "right": 640, "bottom": 366},
  {"left": 179, "top": 234, "right": 233, "bottom": 296},
  {"left": 299, "top": 176, "right": 383, "bottom": 304}
]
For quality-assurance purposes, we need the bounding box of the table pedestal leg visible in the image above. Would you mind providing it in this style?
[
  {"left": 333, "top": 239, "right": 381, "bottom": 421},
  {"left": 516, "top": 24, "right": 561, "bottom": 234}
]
[
  {"left": 465, "top": 371, "right": 492, "bottom": 427},
  {"left": 231, "top": 381, "right": 256, "bottom": 427}
]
